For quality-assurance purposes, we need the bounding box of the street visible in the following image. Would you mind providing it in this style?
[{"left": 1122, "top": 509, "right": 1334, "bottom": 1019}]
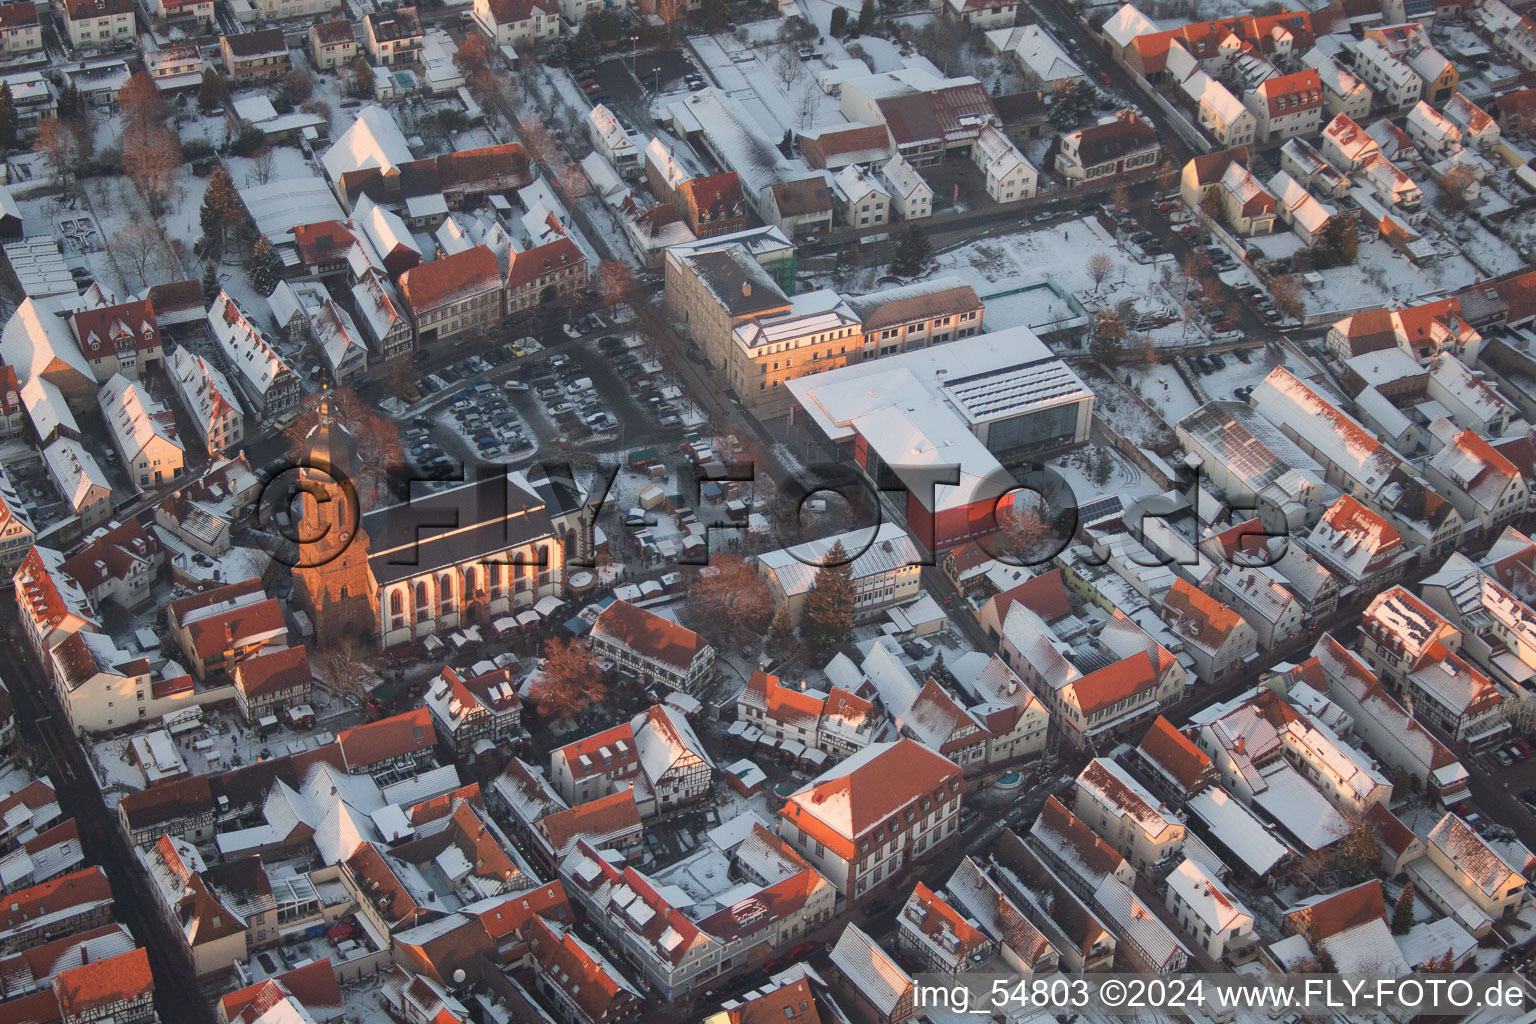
[{"left": 0, "top": 596, "right": 215, "bottom": 1024}]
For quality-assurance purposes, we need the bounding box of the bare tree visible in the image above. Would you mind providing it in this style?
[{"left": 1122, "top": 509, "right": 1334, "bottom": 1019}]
[
  {"left": 318, "top": 635, "right": 372, "bottom": 703},
  {"left": 1109, "top": 182, "right": 1132, "bottom": 214},
  {"left": 1088, "top": 251, "right": 1115, "bottom": 294},
  {"left": 115, "top": 218, "right": 164, "bottom": 289},
  {"left": 251, "top": 146, "right": 276, "bottom": 186},
  {"left": 35, "top": 118, "right": 84, "bottom": 194},
  {"left": 595, "top": 259, "right": 634, "bottom": 307},
  {"left": 913, "top": 19, "right": 965, "bottom": 76},
  {"left": 1269, "top": 273, "right": 1305, "bottom": 323},
  {"left": 992, "top": 495, "right": 1059, "bottom": 564},
  {"left": 122, "top": 125, "right": 182, "bottom": 217},
  {"left": 773, "top": 39, "right": 802, "bottom": 90},
  {"left": 1436, "top": 162, "right": 1477, "bottom": 214},
  {"left": 797, "top": 80, "right": 819, "bottom": 130},
  {"left": 686, "top": 555, "right": 775, "bottom": 650},
  {"left": 529, "top": 637, "right": 607, "bottom": 722}
]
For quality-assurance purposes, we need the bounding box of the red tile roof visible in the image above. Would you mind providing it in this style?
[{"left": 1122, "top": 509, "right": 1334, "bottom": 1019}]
[
  {"left": 504, "top": 238, "right": 585, "bottom": 292},
  {"left": 1138, "top": 715, "right": 1214, "bottom": 792},
  {"left": 337, "top": 706, "right": 433, "bottom": 771},
  {"left": 797, "top": 123, "right": 891, "bottom": 169},
  {"left": 526, "top": 915, "right": 640, "bottom": 1021},
  {"left": 720, "top": 978, "right": 822, "bottom": 1024},
  {"left": 780, "top": 739, "right": 961, "bottom": 859},
  {"left": 990, "top": 570, "right": 1073, "bottom": 622},
  {"left": 344, "top": 844, "right": 420, "bottom": 927},
  {"left": 1366, "top": 801, "right": 1418, "bottom": 858},
  {"left": 537, "top": 790, "right": 640, "bottom": 855},
  {"left": 437, "top": 143, "right": 532, "bottom": 194},
  {"left": 234, "top": 645, "right": 311, "bottom": 699},
  {"left": 553, "top": 722, "right": 638, "bottom": 781},
  {"left": 1286, "top": 879, "right": 1385, "bottom": 940},
  {"left": 166, "top": 577, "right": 265, "bottom": 625},
  {"left": 1257, "top": 69, "right": 1323, "bottom": 118},
  {"left": 901, "top": 882, "right": 990, "bottom": 955},
  {"left": 1035, "top": 795, "right": 1127, "bottom": 877},
  {"left": 464, "top": 882, "right": 569, "bottom": 946},
  {"left": 1070, "top": 651, "right": 1159, "bottom": 716},
  {"left": 0, "top": 4, "right": 38, "bottom": 31},
  {"left": 292, "top": 220, "right": 356, "bottom": 267},
  {"left": 70, "top": 299, "right": 157, "bottom": 362},
  {"left": 1, "top": 867, "right": 112, "bottom": 933},
  {"left": 398, "top": 246, "right": 500, "bottom": 316},
  {"left": 1164, "top": 578, "right": 1245, "bottom": 651},
  {"left": 51, "top": 948, "right": 152, "bottom": 1017},
  {"left": 591, "top": 600, "right": 705, "bottom": 671},
  {"left": 183, "top": 597, "right": 286, "bottom": 661},
  {"left": 63, "top": 0, "right": 129, "bottom": 20},
  {"left": 678, "top": 173, "right": 744, "bottom": 222},
  {"left": 482, "top": 0, "right": 555, "bottom": 25},
  {"left": 2, "top": 989, "right": 61, "bottom": 1024},
  {"left": 309, "top": 19, "right": 353, "bottom": 45}
]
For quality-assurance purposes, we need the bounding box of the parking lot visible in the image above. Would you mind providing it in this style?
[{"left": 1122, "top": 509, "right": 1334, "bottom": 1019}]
[
  {"left": 572, "top": 50, "right": 706, "bottom": 138},
  {"left": 396, "top": 307, "right": 705, "bottom": 487}
]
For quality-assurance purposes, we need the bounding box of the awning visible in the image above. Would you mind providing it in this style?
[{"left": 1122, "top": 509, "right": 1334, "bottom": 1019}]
[{"left": 535, "top": 596, "right": 563, "bottom": 617}]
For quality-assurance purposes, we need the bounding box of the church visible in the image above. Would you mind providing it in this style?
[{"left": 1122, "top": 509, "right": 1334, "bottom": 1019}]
[{"left": 290, "top": 393, "right": 566, "bottom": 652}]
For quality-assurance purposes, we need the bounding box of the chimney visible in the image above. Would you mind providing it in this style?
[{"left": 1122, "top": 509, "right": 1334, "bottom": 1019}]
[{"left": 742, "top": 281, "right": 751, "bottom": 298}]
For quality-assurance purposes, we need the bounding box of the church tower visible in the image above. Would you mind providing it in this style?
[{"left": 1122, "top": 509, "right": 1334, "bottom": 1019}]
[{"left": 290, "top": 389, "right": 378, "bottom": 649}]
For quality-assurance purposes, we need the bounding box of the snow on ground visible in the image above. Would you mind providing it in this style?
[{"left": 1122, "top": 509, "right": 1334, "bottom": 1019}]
[
  {"left": 1189, "top": 343, "right": 1321, "bottom": 403},
  {"left": 692, "top": 31, "right": 848, "bottom": 138},
  {"left": 938, "top": 218, "right": 1198, "bottom": 346},
  {"left": 1296, "top": 237, "right": 1470, "bottom": 317},
  {"left": 1124, "top": 363, "right": 1200, "bottom": 425},
  {"left": 938, "top": 217, "right": 1123, "bottom": 296},
  {"left": 223, "top": 145, "right": 321, "bottom": 192},
  {"left": 1050, "top": 443, "right": 1163, "bottom": 508},
  {"left": 1444, "top": 217, "right": 1526, "bottom": 276},
  {"left": 1083, "top": 370, "right": 1175, "bottom": 448}
]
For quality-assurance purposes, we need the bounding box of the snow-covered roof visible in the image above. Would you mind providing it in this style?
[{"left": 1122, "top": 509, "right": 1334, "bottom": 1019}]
[
  {"left": 353, "top": 194, "right": 421, "bottom": 261},
  {"left": 973, "top": 124, "right": 1034, "bottom": 184},
  {"left": 987, "top": 25, "right": 1083, "bottom": 82},
  {"left": 1185, "top": 70, "right": 1248, "bottom": 130},
  {"left": 1268, "top": 169, "right": 1334, "bottom": 235},
  {"left": 831, "top": 163, "right": 889, "bottom": 206},
  {"left": 1185, "top": 787, "right": 1291, "bottom": 874},
  {"left": 1321, "top": 916, "right": 1411, "bottom": 975},
  {"left": 1251, "top": 762, "right": 1348, "bottom": 850},
  {"left": 879, "top": 154, "right": 931, "bottom": 202},
  {"left": 20, "top": 375, "right": 77, "bottom": 443},
  {"left": 206, "top": 291, "right": 295, "bottom": 401},
  {"left": 349, "top": 269, "right": 404, "bottom": 348},
  {"left": 322, "top": 105, "right": 414, "bottom": 183},
  {"left": 1427, "top": 813, "right": 1523, "bottom": 896},
  {"left": 829, "top": 923, "right": 913, "bottom": 1015},
  {"left": 1092, "top": 875, "right": 1188, "bottom": 970},
  {"left": 787, "top": 329, "right": 1090, "bottom": 514},
  {"left": 757, "top": 522, "right": 917, "bottom": 598},
  {"left": 241, "top": 178, "right": 346, "bottom": 247},
  {"left": 630, "top": 705, "right": 713, "bottom": 788},
  {"left": 1166, "top": 857, "right": 1252, "bottom": 933},
  {"left": 1102, "top": 2, "right": 1156, "bottom": 49},
  {"left": 587, "top": 103, "right": 636, "bottom": 159},
  {"left": 1251, "top": 367, "right": 1399, "bottom": 493},
  {"left": 1, "top": 299, "right": 91, "bottom": 385},
  {"left": 665, "top": 88, "right": 810, "bottom": 205},
  {"left": 99, "top": 373, "right": 182, "bottom": 465},
  {"left": 42, "top": 438, "right": 109, "bottom": 513}
]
